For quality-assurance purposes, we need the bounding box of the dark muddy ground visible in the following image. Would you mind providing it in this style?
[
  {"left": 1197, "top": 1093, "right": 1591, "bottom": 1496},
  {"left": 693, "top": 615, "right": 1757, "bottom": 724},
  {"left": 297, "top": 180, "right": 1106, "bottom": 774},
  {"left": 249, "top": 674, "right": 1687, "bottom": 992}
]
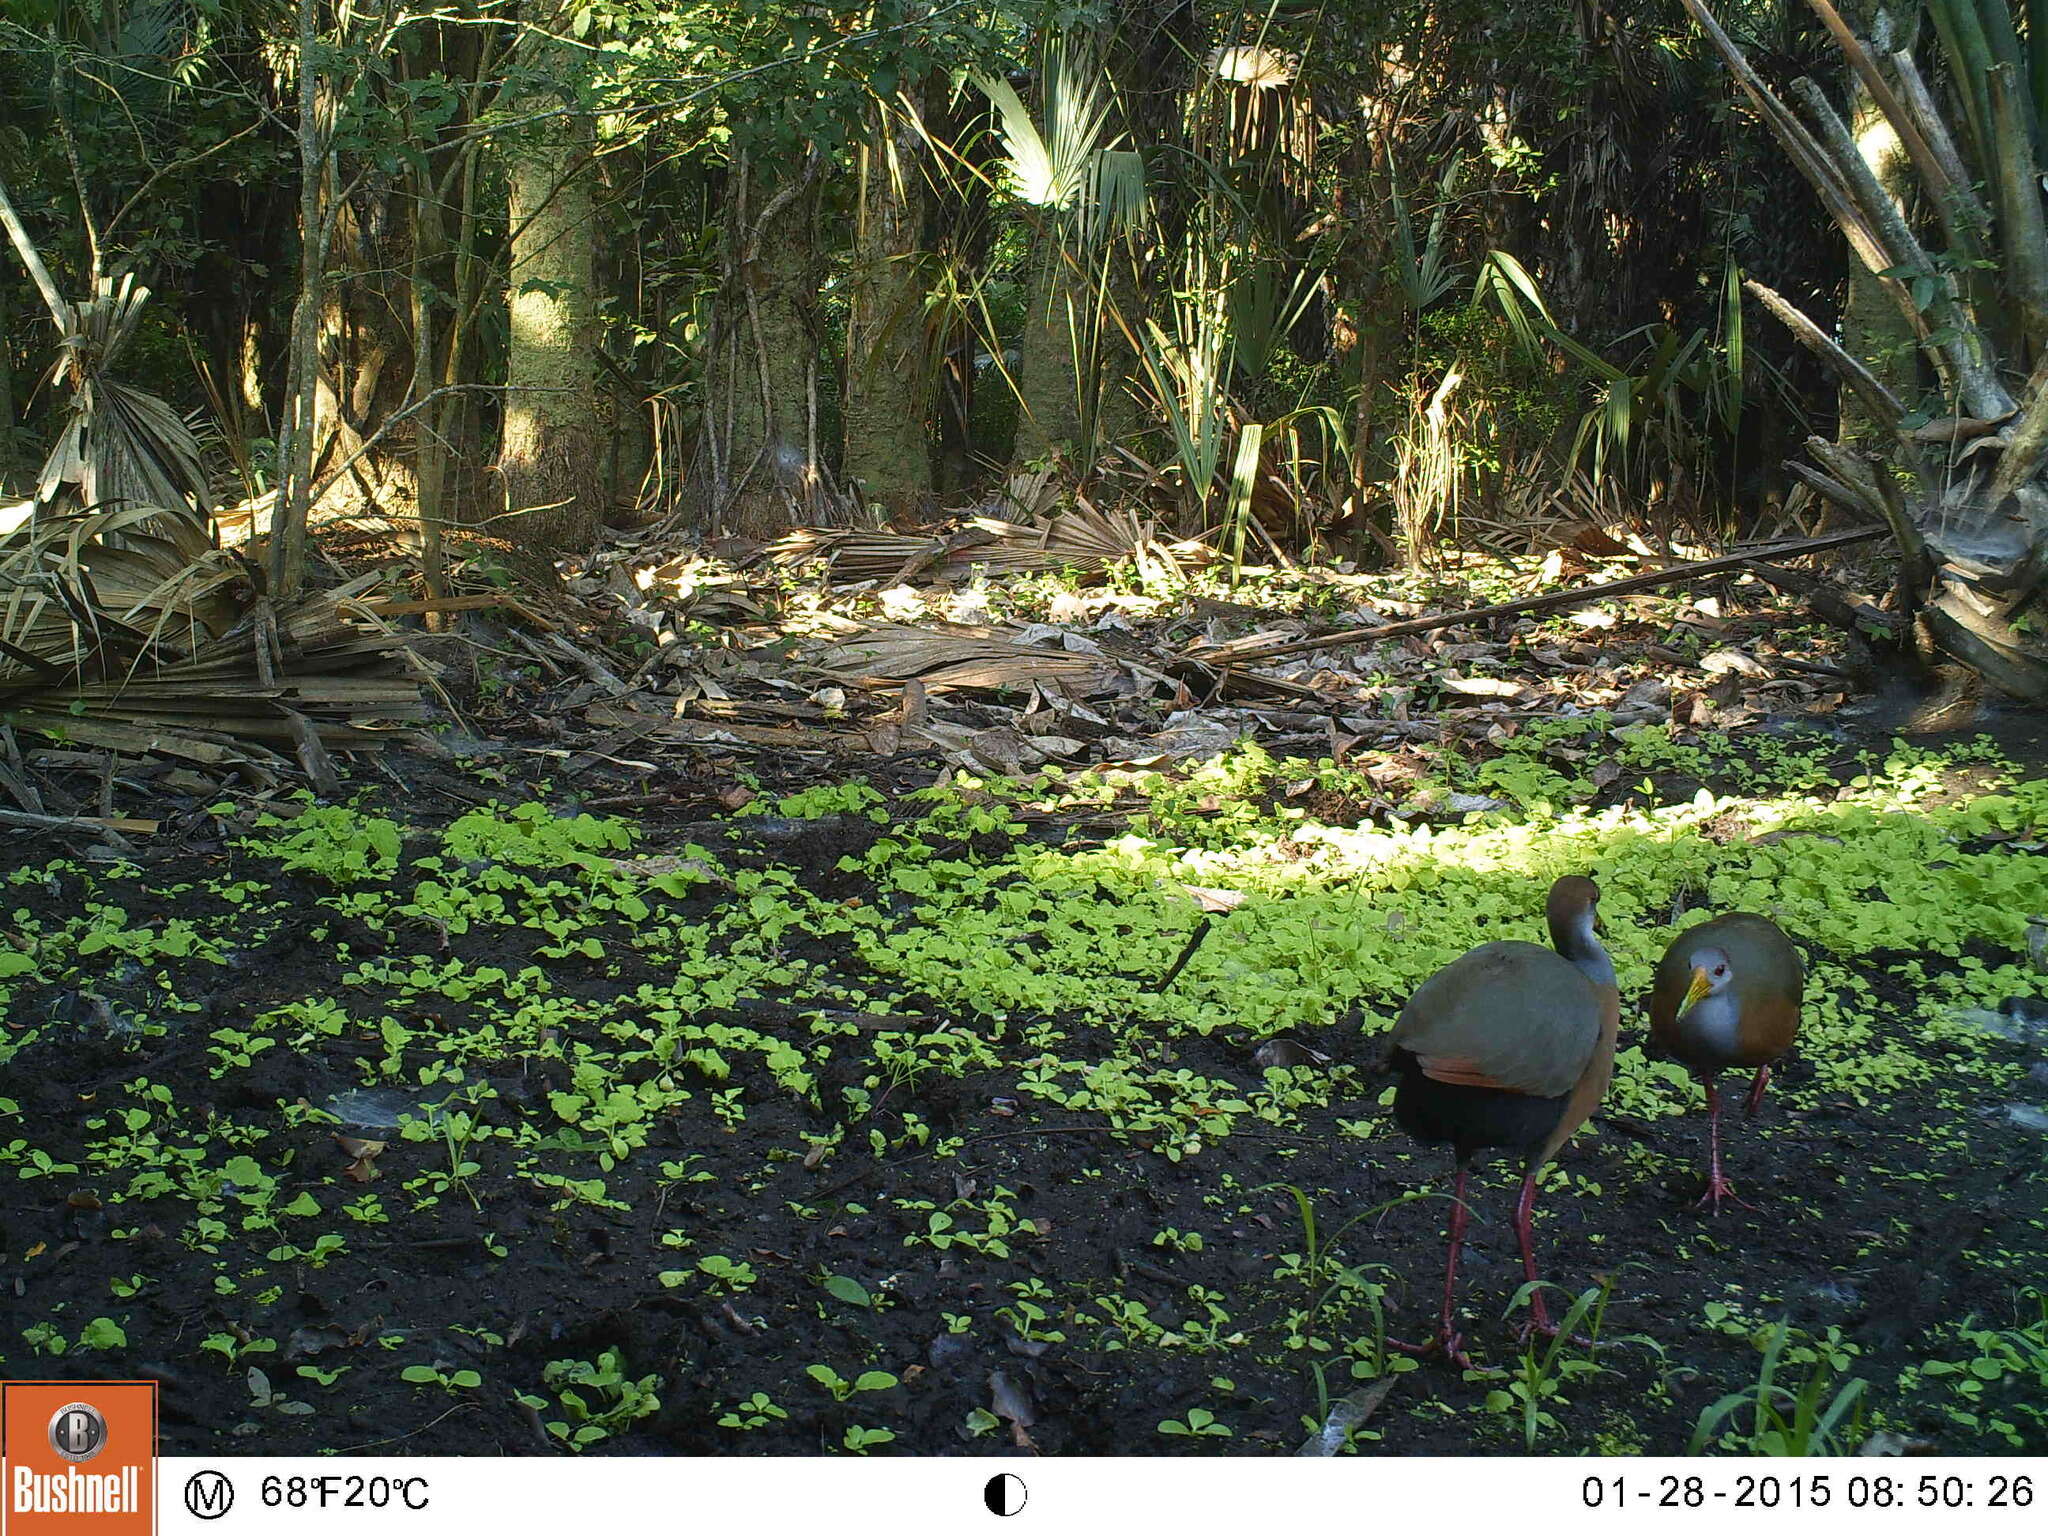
[{"left": 2, "top": 695, "right": 2045, "bottom": 1457}]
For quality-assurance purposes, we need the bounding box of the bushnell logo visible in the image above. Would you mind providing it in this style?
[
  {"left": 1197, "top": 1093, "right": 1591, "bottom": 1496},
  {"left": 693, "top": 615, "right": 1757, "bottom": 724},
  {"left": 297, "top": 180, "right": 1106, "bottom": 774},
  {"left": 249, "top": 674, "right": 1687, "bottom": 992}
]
[
  {"left": 46, "top": 1406, "right": 108, "bottom": 1465},
  {"left": 1, "top": 1380, "right": 156, "bottom": 1533}
]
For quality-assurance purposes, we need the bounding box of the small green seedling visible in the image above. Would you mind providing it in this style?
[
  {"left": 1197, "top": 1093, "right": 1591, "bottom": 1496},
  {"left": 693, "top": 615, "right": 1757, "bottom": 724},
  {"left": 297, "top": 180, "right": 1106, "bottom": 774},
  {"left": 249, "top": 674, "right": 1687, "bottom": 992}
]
[
  {"left": 806, "top": 1365, "right": 897, "bottom": 1403},
  {"left": 1158, "top": 1407, "right": 1231, "bottom": 1438},
  {"left": 401, "top": 1363, "right": 483, "bottom": 1393}
]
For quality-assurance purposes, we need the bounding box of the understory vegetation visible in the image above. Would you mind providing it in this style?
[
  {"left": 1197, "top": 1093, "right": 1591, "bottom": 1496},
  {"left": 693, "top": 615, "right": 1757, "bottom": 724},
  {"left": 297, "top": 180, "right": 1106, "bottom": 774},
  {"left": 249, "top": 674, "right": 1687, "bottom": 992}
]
[{"left": 3, "top": 721, "right": 2044, "bottom": 1455}]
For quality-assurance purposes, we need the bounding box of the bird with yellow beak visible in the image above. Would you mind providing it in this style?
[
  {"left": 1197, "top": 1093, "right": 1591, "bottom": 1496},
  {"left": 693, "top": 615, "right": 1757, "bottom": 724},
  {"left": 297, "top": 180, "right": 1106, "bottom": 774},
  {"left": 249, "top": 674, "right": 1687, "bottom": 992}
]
[{"left": 1648, "top": 912, "right": 1804, "bottom": 1213}]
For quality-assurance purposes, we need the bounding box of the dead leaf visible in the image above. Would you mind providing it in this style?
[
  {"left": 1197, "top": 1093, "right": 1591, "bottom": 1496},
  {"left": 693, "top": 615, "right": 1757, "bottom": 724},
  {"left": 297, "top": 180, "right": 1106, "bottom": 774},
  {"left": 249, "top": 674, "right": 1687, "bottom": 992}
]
[
  {"left": 989, "top": 1370, "right": 1039, "bottom": 1452},
  {"left": 1180, "top": 884, "right": 1248, "bottom": 913},
  {"left": 1700, "top": 648, "right": 1768, "bottom": 678},
  {"left": 1441, "top": 675, "right": 1527, "bottom": 699},
  {"left": 285, "top": 1324, "right": 354, "bottom": 1360},
  {"left": 1296, "top": 1377, "right": 1398, "bottom": 1455},
  {"left": 334, "top": 1132, "right": 387, "bottom": 1183}
]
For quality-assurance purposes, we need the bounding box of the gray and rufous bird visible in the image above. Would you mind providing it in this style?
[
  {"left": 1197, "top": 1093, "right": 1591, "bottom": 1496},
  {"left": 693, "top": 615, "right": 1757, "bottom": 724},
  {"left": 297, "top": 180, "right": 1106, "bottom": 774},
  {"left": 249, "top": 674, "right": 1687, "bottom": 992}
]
[
  {"left": 1648, "top": 912, "right": 1803, "bottom": 1213},
  {"left": 1387, "top": 875, "right": 1621, "bottom": 1367}
]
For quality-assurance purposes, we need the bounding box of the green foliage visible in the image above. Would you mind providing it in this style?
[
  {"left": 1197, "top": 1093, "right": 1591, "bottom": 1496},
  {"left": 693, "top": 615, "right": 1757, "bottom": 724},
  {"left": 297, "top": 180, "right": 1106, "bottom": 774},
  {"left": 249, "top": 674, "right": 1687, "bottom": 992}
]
[
  {"left": 1690, "top": 1320, "right": 1867, "bottom": 1456},
  {"left": 744, "top": 781, "right": 888, "bottom": 822},
  {"left": 842, "top": 1423, "right": 895, "bottom": 1453},
  {"left": 716, "top": 1391, "right": 787, "bottom": 1430},
  {"left": 1904, "top": 1291, "right": 2048, "bottom": 1449},
  {"left": 252, "top": 806, "right": 404, "bottom": 885},
  {"left": 401, "top": 1362, "right": 482, "bottom": 1392},
  {"left": 2, "top": 733, "right": 2042, "bottom": 1454},
  {"left": 440, "top": 803, "right": 634, "bottom": 869},
  {"left": 1487, "top": 1280, "right": 1621, "bottom": 1450},
  {"left": 517, "top": 1350, "right": 662, "bottom": 1451}
]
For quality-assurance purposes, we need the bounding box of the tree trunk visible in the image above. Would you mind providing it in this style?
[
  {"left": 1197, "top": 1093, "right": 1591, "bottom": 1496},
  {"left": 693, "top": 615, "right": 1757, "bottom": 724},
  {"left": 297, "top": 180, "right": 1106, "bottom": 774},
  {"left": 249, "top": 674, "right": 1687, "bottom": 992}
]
[
  {"left": 1012, "top": 228, "right": 1085, "bottom": 465},
  {"left": 1007, "top": 22, "right": 1149, "bottom": 474},
  {"left": 313, "top": 175, "right": 415, "bottom": 519},
  {"left": 269, "top": 0, "right": 328, "bottom": 600},
  {"left": 408, "top": 167, "right": 449, "bottom": 607},
  {"left": 842, "top": 95, "right": 934, "bottom": 524},
  {"left": 686, "top": 151, "right": 840, "bottom": 537},
  {"left": 500, "top": 14, "right": 603, "bottom": 554},
  {"left": 1839, "top": 3, "right": 1917, "bottom": 446},
  {"left": 0, "top": 280, "right": 17, "bottom": 493}
]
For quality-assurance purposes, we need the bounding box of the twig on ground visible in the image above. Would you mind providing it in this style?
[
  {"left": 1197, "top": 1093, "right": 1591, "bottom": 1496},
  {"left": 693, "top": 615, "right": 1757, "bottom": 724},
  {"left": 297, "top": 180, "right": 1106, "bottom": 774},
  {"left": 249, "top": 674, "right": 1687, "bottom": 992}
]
[{"left": 1186, "top": 527, "right": 1887, "bottom": 669}]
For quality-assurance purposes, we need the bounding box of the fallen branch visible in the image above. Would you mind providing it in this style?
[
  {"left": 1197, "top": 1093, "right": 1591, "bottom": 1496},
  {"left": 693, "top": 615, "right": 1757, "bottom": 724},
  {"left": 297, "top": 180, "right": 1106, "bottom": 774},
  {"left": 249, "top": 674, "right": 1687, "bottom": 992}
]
[
  {"left": 0, "top": 807, "right": 155, "bottom": 840},
  {"left": 1741, "top": 560, "right": 1905, "bottom": 642},
  {"left": 1184, "top": 527, "right": 1888, "bottom": 670}
]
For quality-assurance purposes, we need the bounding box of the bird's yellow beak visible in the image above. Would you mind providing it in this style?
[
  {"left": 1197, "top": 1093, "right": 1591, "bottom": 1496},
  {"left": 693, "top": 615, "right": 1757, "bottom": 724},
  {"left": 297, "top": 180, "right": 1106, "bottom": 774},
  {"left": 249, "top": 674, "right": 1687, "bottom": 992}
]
[{"left": 1681, "top": 965, "right": 1713, "bottom": 1013}]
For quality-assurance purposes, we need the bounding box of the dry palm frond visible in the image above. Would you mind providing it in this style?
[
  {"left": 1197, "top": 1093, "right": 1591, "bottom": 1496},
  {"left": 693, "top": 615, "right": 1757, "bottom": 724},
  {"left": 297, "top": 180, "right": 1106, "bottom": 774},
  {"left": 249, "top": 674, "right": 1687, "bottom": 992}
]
[
  {"left": 945, "top": 502, "right": 1158, "bottom": 578},
  {"left": 36, "top": 275, "right": 212, "bottom": 547},
  {"left": 764, "top": 527, "right": 961, "bottom": 586},
  {"left": 0, "top": 503, "right": 245, "bottom": 677},
  {"left": 765, "top": 500, "right": 1211, "bottom": 588},
  {"left": 1206, "top": 46, "right": 1295, "bottom": 90},
  {"left": 0, "top": 505, "right": 422, "bottom": 773},
  {"left": 805, "top": 622, "right": 1117, "bottom": 695}
]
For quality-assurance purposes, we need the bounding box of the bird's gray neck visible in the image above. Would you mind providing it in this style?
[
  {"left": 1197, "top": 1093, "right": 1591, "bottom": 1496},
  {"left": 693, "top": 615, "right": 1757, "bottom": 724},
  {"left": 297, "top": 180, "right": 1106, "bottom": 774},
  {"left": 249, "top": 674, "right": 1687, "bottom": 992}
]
[
  {"left": 1550, "top": 909, "right": 1617, "bottom": 991},
  {"left": 1678, "top": 988, "right": 1741, "bottom": 1057}
]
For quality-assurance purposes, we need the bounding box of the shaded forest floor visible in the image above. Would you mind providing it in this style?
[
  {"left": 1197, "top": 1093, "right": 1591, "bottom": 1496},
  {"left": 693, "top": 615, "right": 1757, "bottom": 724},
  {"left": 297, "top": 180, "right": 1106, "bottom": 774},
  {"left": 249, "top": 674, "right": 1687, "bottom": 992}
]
[{"left": 2, "top": 560, "right": 2047, "bottom": 1457}]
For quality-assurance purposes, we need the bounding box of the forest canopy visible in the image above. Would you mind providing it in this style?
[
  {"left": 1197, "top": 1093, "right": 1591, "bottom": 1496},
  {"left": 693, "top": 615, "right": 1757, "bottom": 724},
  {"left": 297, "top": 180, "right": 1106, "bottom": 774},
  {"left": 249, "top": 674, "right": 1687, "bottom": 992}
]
[{"left": 0, "top": 0, "right": 1842, "bottom": 570}]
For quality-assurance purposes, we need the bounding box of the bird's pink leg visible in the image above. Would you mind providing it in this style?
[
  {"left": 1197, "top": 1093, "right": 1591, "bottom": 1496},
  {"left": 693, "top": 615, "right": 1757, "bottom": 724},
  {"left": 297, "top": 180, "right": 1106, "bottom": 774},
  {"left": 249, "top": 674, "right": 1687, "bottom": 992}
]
[
  {"left": 1512, "top": 1170, "right": 1593, "bottom": 1346},
  {"left": 1513, "top": 1169, "right": 1552, "bottom": 1336},
  {"left": 1390, "top": 1165, "right": 1481, "bottom": 1370},
  {"left": 1743, "top": 1064, "right": 1772, "bottom": 1119},
  {"left": 1694, "top": 1073, "right": 1755, "bottom": 1213}
]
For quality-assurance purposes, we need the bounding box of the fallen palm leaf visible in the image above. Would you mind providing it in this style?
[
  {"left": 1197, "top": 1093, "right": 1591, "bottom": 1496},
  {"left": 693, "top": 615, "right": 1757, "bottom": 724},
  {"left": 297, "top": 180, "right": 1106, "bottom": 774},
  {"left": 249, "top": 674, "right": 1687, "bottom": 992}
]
[
  {"left": 29, "top": 275, "right": 213, "bottom": 550},
  {"left": 767, "top": 501, "right": 1212, "bottom": 588},
  {"left": 806, "top": 623, "right": 1118, "bottom": 695},
  {"left": 0, "top": 509, "right": 424, "bottom": 776}
]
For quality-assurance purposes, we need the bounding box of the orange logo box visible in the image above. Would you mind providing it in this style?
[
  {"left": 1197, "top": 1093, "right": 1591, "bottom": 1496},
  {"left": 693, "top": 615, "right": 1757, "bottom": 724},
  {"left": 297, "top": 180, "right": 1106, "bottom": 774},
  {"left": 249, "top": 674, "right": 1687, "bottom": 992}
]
[{"left": 0, "top": 1382, "right": 156, "bottom": 1536}]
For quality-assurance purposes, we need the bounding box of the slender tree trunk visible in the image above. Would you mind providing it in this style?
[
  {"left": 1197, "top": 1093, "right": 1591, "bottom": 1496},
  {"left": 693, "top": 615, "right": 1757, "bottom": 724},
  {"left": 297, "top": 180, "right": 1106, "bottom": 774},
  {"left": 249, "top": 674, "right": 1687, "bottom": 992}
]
[
  {"left": 1840, "top": 3, "right": 1917, "bottom": 446},
  {"left": 269, "top": 0, "right": 328, "bottom": 599},
  {"left": 500, "top": 10, "right": 603, "bottom": 553},
  {"left": 1096, "top": 247, "right": 1144, "bottom": 451},
  {"left": 408, "top": 169, "right": 449, "bottom": 606},
  {"left": 441, "top": 135, "right": 487, "bottom": 535},
  {"left": 1009, "top": 20, "right": 1149, "bottom": 472},
  {"left": 0, "top": 280, "right": 17, "bottom": 493},
  {"left": 843, "top": 94, "right": 933, "bottom": 524},
  {"left": 686, "top": 151, "right": 837, "bottom": 537},
  {"left": 1012, "top": 228, "right": 1085, "bottom": 465}
]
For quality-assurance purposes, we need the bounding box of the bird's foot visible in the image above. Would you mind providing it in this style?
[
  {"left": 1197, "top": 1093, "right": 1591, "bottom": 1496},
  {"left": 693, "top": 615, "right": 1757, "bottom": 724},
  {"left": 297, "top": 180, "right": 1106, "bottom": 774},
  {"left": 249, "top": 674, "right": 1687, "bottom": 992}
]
[
  {"left": 1515, "top": 1314, "right": 1595, "bottom": 1350},
  {"left": 1387, "top": 1327, "right": 1491, "bottom": 1375},
  {"left": 1692, "top": 1173, "right": 1757, "bottom": 1214}
]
